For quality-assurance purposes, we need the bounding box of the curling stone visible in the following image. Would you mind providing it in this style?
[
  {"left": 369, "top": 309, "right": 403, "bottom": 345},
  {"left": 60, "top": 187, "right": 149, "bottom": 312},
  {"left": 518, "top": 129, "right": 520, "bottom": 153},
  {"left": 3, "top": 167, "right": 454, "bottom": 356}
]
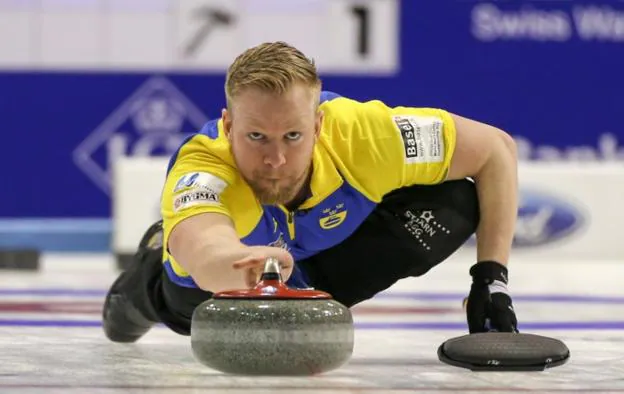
[{"left": 190, "top": 258, "right": 354, "bottom": 375}]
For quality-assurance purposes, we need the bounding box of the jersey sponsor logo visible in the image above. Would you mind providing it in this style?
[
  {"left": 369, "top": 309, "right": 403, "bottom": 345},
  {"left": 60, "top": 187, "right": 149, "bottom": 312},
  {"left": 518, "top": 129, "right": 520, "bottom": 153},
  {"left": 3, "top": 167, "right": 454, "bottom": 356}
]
[
  {"left": 174, "top": 173, "right": 200, "bottom": 192},
  {"left": 173, "top": 172, "right": 228, "bottom": 194},
  {"left": 319, "top": 203, "right": 348, "bottom": 230},
  {"left": 392, "top": 115, "right": 445, "bottom": 164},
  {"left": 173, "top": 190, "right": 220, "bottom": 212},
  {"left": 403, "top": 210, "right": 451, "bottom": 251}
]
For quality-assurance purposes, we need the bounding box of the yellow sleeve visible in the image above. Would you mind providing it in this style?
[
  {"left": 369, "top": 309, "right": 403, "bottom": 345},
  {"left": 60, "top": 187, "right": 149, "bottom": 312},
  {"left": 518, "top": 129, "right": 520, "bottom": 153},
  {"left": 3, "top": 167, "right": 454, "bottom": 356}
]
[
  {"left": 321, "top": 97, "right": 457, "bottom": 202},
  {"left": 160, "top": 134, "right": 237, "bottom": 248}
]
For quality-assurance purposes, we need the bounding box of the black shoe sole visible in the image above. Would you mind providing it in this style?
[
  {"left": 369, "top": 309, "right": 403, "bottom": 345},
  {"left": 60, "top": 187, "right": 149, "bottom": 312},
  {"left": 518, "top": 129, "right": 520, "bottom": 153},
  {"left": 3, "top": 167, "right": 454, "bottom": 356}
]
[{"left": 102, "top": 275, "right": 153, "bottom": 343}]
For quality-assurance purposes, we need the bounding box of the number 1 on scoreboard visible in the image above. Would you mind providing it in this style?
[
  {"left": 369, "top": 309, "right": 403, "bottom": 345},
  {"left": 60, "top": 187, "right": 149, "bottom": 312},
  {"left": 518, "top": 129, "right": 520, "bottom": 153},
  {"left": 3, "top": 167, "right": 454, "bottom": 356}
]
[{"left": 324, "top": 0, "right": 399, "bottom": 74}]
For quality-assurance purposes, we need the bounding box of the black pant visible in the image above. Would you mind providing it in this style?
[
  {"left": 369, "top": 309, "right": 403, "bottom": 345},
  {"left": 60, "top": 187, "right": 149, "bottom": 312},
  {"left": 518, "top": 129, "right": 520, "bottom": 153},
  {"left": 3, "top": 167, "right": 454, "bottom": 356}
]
[{"left": 140, "top": 179, "right": 480, "bottom": 336}]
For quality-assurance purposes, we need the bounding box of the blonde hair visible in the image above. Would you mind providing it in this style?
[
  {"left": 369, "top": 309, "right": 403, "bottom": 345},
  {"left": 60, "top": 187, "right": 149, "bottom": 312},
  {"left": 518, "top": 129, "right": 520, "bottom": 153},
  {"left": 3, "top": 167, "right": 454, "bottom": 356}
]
[{"left": 225, "top": 41, "right": 322, "bottom": 108}]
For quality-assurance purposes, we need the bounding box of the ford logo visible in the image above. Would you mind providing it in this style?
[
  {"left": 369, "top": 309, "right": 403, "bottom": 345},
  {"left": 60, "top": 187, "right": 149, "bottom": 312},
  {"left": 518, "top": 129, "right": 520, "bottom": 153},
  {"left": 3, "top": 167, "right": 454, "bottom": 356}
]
[{"left": 514, "top": 189, "right": 587, "bottom": 247}]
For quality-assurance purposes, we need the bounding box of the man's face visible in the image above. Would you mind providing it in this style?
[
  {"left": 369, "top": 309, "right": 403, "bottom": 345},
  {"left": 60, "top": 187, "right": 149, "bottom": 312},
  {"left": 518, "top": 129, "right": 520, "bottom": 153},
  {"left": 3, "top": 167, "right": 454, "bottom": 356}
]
[{"left": 223, "top": 84, "right": 322, "bottom": 205}]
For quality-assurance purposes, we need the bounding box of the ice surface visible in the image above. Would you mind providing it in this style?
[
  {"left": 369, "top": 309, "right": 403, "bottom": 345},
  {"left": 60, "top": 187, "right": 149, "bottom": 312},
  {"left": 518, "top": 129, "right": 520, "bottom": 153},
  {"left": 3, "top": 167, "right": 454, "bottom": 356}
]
[{"left": 0, "top": 254, "right": 622, "bottom": 393}]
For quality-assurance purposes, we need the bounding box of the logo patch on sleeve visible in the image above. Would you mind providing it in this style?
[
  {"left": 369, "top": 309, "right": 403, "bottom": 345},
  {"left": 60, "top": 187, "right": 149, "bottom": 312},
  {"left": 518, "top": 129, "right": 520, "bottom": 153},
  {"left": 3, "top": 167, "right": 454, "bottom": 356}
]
[
  {"left": 173, "top": 190, "right": 220, "bottom": 212},
  {"left": 392, "top": 115, "right": 445, "bottom": 163},
  {"left": 172, "top": 172, "right": 227, "bottom": 211},
  {"left": 173, "top": 172, "right": 227, "bottom": 193}
]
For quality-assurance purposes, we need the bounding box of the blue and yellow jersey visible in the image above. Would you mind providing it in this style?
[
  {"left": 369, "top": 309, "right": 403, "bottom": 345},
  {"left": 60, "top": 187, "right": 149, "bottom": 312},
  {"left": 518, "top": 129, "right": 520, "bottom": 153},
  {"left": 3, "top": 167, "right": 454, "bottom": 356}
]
[{"left": 161, "top": 92, "right": 457, "bottom": 288}]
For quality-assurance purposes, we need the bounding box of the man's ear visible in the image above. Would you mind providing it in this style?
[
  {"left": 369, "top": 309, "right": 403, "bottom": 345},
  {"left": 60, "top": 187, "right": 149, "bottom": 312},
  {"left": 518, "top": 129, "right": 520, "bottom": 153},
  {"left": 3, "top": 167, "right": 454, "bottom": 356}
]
[
  {"left": 314, "top": 110, "right": 324, "bottom": 139},
  {"left": 222, "top": 108, "right": 232, "bottom": 140}
]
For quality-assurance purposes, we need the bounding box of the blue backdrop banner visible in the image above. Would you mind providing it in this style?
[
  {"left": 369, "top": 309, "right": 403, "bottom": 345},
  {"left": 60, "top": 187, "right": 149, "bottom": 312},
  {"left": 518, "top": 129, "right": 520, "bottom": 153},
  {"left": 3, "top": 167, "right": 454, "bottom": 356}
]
[{"left": 1, "top": 0, "right": 623, "bottom": 219}]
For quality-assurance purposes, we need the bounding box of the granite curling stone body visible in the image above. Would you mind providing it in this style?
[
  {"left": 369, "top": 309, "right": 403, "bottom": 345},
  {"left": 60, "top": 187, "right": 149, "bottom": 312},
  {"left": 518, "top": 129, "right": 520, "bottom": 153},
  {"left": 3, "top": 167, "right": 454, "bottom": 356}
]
[{"left": 190, "top": 258, "right": 354, "bottom": 375}]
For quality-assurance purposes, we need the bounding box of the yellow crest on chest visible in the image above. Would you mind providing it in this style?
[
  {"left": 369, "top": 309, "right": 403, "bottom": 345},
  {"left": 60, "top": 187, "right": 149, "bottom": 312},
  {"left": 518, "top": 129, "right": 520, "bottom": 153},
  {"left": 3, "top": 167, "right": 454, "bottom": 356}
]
[{"left": 319, "top": 203, "right": 347, "bottom": 229}]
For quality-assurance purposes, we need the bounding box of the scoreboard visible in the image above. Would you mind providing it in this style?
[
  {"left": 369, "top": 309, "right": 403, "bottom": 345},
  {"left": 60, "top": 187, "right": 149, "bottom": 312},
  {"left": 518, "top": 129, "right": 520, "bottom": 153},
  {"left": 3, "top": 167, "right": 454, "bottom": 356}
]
[{"left": 0, "top": 0, "right": 398, "bottom": 74}]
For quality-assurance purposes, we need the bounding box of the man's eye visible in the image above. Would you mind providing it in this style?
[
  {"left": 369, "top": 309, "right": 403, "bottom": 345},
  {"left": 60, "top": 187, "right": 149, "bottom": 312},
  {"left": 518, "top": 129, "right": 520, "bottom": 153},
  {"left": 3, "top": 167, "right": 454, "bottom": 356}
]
[
  {"left": 285, "top": 132, "right": 301, "bottom": 141},
  {"left": 248, "top": 133, "right": 264, "bottom": 141}
]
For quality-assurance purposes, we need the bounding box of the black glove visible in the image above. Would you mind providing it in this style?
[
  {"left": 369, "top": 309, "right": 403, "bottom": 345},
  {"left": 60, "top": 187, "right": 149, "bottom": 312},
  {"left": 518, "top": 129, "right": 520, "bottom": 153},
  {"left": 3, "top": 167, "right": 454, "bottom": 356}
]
[{"left": 465, "top": 261, "right": 519, "bottom": 333}]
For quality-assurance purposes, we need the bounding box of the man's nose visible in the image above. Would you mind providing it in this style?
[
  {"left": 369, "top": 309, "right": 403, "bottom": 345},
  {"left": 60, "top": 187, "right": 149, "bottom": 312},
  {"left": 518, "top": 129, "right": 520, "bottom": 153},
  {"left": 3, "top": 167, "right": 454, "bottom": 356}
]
[{"left": 263, "top": 145, "right": 286, "bottom": 168}]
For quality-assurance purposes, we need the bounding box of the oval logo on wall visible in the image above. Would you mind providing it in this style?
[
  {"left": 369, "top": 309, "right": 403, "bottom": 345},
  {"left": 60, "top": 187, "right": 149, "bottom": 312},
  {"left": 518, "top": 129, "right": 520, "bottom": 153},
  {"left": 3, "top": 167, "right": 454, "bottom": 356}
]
[{"left": 514, "top": 189, "right": 587, "bottom": 247}]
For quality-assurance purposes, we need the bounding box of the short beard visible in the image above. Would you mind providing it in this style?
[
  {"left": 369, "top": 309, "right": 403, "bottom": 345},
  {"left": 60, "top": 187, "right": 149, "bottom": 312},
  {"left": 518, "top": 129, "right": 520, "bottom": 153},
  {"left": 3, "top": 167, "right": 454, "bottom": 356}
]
[
  {"left": 229, "top": 137, "right": 313, "bottom": 206},
  {"left": 244, "top": 166, "right": 310, "bottom": 206}
]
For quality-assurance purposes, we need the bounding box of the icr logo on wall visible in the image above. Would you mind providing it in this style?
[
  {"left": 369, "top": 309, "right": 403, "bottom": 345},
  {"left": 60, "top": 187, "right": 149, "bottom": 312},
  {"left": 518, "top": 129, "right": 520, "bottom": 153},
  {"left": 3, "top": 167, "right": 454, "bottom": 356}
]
[{"left": 73, "top": 77, "right": 208, "bottom": 195}]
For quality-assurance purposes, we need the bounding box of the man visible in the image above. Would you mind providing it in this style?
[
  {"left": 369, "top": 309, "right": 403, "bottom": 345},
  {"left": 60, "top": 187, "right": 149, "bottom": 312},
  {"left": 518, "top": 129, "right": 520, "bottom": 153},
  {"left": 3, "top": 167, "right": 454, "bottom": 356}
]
[{"left": 103, "top": 41, "right": 519, "bottom": 342}]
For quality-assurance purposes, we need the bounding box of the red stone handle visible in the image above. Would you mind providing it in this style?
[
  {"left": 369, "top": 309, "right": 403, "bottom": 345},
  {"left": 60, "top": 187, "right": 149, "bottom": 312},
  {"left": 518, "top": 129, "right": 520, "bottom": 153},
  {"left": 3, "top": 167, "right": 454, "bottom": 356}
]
[{"left": 212, "top": 258, "right": 332, "bottom": 299}]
